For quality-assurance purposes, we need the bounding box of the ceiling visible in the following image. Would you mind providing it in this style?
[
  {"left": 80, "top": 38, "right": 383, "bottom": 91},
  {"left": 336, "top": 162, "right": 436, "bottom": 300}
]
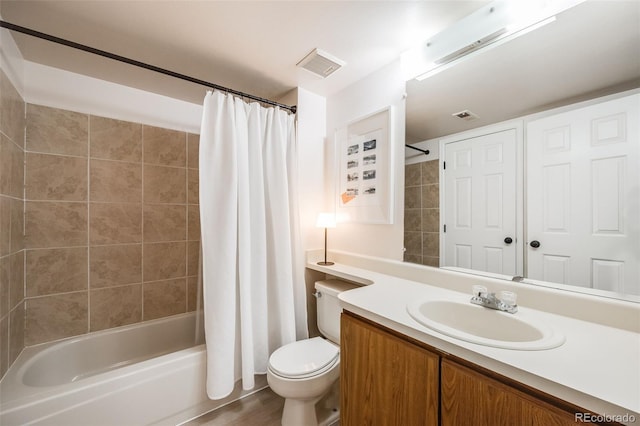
[
  {"left": 1, "top": 1, "right": 638, "bottom": 143},
  {"left": 0, "top": 0, "right": 485, "bottom": 104}
]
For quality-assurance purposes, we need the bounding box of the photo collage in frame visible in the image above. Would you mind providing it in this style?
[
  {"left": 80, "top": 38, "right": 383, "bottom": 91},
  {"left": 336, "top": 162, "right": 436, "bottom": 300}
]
[
  {"left": 336, "top": 106, "right": 393, "bottom": 224},
  {"left": 340, "top": 129, "right": 382, "bottom": 207}
]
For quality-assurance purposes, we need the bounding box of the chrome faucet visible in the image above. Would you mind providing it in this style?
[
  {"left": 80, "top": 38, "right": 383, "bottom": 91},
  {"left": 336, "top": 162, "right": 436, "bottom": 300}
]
[{"left": 470, "top": 285, "right": 518, "bottom": 314}]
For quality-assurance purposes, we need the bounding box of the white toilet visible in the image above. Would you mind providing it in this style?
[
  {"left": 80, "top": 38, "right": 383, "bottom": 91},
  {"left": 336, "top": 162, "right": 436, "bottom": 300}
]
[{"left": 267, "top": 279, "right": 358, "bottom": 426}]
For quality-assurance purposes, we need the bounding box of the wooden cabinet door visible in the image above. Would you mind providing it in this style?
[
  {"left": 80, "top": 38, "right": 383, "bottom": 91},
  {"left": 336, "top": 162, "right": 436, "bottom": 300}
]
[
  {"left": 340, "top": 313, "right": 439, "bottom": 426},
  {"left": 441, "top": 359, "right": 577, "bottom": 426}
]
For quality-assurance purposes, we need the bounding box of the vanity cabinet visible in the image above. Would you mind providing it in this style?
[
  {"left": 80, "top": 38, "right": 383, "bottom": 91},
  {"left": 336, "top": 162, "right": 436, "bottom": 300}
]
[
  {"left": 441, "top": 359, "right": 576, "bottom": 426},
  {"left": 340, "top": 312, "right": 439, "bottom": 425},
  {"left": 341, "top": 311, "right": 605, "bottom": 426}
]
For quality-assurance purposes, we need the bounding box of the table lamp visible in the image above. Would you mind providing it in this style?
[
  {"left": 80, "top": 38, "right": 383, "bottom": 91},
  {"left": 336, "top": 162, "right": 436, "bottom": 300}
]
[{"left": 316, "top": 212, "right": 336, "bottom": 266}]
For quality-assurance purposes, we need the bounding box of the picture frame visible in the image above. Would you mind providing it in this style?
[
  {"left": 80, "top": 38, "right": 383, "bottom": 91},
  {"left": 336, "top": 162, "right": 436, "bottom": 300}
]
[{"left": 336, "top": 106, "right": 394, "bottom": 224}]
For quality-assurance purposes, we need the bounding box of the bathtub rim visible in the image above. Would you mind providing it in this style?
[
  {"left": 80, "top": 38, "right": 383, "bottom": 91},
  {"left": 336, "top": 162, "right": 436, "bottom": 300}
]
[{"left": 1, "top": 312, "right": 204, "bottom": 409}]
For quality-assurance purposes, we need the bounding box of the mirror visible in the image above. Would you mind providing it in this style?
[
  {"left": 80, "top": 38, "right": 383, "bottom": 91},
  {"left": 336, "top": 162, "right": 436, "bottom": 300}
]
[{"left": 403, "top": 1, "right": 640, "bottom": 301}]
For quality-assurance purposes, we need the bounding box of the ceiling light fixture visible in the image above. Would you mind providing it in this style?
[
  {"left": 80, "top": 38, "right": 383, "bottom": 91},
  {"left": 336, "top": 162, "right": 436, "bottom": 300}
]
[{"left": 401, "top": 0, "right": 584, "bottom": 82}]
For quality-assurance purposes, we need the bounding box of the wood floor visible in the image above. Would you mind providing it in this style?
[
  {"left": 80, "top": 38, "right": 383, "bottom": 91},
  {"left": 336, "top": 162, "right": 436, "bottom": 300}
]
[{"left": 184, "top": 388, "right": 285, "bottom": 426}]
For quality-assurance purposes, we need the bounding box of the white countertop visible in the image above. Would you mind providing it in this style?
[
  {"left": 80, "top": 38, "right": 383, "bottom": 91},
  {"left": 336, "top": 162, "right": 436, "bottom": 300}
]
[{"left": 307, "top": 257, "right": 640, "bottom": 422}]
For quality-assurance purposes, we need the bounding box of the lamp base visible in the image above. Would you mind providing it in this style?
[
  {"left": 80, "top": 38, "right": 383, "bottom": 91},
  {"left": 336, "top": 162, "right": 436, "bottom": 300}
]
[{"left": 317, "top": 261, "right": 335, "bottom": 266}]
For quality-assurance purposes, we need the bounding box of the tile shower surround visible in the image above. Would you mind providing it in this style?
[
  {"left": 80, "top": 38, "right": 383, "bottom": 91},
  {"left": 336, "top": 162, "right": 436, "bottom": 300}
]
[
  {"left": 404, "top": 160, "right": 440, "bottom": 267},
  {"left": 18, "top": 104, "right": 202, "bottom": 350},
  {"left": 0, "top": 69, "right": 26, "bottom": 379}
]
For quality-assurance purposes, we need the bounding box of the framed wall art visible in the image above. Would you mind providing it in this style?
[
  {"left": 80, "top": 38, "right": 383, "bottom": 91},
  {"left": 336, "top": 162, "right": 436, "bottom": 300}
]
[{"left": 336, "top": 106, "right": 394, "bottom": 224}]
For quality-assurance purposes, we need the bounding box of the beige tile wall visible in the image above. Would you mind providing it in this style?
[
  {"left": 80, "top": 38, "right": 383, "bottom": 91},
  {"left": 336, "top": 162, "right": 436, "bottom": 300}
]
[
  {"left": 0, "top": 69, "right": 26, "bottom": 379},
  {"left": 404, "top": 160, "right": 440, "bottom": 267},
  {"left": 23, "top": 103, "right": 201, "bottom": 346}
]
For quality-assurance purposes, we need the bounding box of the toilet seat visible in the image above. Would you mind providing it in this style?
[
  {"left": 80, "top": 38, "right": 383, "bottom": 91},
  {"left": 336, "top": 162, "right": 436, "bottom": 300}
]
[{"left": 268, "top": 337, "right": 339, "bottom": 379}]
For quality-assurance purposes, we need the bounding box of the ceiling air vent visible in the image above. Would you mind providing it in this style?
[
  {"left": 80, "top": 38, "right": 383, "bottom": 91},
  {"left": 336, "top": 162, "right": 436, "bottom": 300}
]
[
  {"left": 452, "top": 110, "right": 479, "bottom": 121},
  {"left": 297, "top": 48, "right": 345, "bottom": 78}
]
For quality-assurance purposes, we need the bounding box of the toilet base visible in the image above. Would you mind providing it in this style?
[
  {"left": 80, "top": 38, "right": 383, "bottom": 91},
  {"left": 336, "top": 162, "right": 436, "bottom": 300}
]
[
  {"left": 280, "top": 380, "right": 340, "bottom": 426},
  {"left": 316, "top": 380, "right": 340, "bottom": 426},
  {"left": 282, "top": 397, "right": 319, "bottom": 426}
]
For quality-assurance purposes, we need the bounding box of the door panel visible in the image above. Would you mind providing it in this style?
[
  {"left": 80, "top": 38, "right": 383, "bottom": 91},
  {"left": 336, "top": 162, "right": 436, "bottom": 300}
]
[
  {"left": 591, "top": 156, "right": 625, "bottom": 234},
  {"left": 483, "top": 247, "right": 504, "bottom": 274},
  {"left": 526, "top": 94, "right": 639, "bottom": 295},
  {"left": 542, "top": 163, "right": 570, "bottom": 233},
  {"left": 455, "top": 244, "right": 472, "bottom": 269},
  {"left": 485, "top": 173, "right": 503, "bottom": 228},
  {"left": 455, "top": 177, "right": 472, "bottom": 228},
  {"left": 542, "top": 255, "right": 570, "bottom": 284},
  {"left": 443, "top": 129, "right": 518, "bottom": 276}
]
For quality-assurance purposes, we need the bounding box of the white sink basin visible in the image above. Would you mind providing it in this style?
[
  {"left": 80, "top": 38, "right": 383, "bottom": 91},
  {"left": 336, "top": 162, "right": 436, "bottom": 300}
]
[{"left": 407, "top": 299, "right": 565, "bottom": 350}]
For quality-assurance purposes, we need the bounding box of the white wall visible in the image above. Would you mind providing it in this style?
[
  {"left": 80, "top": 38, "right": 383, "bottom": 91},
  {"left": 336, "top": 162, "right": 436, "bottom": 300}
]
[
  {"left": 295, "top": 88, "right": 327, "bottom": 252},
  {"left": 24, "top": 61, "right": 202, "bottom": 133},
  {"left": 326, "top": 60, "right": 406, "bottom": 260}
]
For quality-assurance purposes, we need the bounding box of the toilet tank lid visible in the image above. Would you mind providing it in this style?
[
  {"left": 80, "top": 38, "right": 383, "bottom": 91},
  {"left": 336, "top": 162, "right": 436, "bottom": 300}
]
[{"left": 314, "top": 279, "right": 360, "bottom": 297}]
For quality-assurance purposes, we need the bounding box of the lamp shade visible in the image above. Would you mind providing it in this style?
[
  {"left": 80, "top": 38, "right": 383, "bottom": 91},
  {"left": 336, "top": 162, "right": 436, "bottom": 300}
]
[{"left": 316, "top": 212, "right": 336, "bottom": 228}]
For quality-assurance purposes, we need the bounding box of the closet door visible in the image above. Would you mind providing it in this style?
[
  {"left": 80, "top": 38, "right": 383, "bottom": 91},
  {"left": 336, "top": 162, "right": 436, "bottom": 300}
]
[
  {"left": 442, "top": 129, "right": 518, "bottom": 276},
  {"left": 526, "top": 94, "right": 639, "bottom": 295}
]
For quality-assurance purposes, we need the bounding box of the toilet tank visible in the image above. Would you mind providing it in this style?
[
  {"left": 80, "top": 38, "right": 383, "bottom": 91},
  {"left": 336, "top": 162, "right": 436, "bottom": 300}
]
[{"left": 315, "top": 279, "right": 360, "bottom": 344}]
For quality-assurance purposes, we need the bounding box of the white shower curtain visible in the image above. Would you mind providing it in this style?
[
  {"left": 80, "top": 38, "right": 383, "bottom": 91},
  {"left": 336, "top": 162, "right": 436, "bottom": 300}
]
[{"left": 199, "top": 91, "right": 308, "bottom": 400}]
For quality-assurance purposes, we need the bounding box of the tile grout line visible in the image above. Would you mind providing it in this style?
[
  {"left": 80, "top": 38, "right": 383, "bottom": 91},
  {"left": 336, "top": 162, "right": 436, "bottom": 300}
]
[
  {"left": 419, "top": 163, "right": 424, "bottom": 257},
  {"left": 21, "top": 101, "right": 27, "bottom": 355},
  {"left": 24, "top": 279, "right": 178, "bottom": 301},
  {"left": 22, "top": 200, "right": 193, "bottom": 207},
  {"left": 0, "top": 193, "right": 23, "bottom": 202},
  {"left": 185, "top": 132, "right": 189, "bottom": 313},
  {"left": 87, "top": 114, "right": 91, "bottom": 334},
  {"left": 141, "top": 124, "right": 145, "bottom": 322},
  {"left": 22, "top": 239, "right": 191, "bottom": 251}
]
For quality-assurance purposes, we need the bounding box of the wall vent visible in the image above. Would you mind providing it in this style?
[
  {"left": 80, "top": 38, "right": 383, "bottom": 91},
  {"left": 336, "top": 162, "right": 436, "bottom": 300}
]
[
  {"left": 297, "top": 48, "right": 345, "bottom": 78},
  {"left": 452, "top": 110, "right": 479, "bottom": 121}
]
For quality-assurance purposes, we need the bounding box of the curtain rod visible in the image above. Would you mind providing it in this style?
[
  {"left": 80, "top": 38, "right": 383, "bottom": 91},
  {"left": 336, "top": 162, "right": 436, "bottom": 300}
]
[
  {"left": 405, "top": 144, "right": 430, "bottom": 155},
  {"left": 0, "top": 20, "right": 297, "bottom": 114}
]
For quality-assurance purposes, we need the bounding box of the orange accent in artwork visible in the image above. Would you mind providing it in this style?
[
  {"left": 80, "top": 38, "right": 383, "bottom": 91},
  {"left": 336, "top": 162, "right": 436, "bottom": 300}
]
[{"left": 341, "top": 192, "right": 356, "bottom": 204}]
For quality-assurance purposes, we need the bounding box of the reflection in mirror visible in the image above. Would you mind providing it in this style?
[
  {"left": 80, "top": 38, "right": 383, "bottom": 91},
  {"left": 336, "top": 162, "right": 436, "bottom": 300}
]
[{"left": 403, "top": 1, "right": 640, "bottom": 301}]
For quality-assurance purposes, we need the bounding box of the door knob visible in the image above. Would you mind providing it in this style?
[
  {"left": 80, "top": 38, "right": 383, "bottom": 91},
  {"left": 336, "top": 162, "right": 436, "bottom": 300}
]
[
  {"left": 504, "top": 237, "right": 513, "bottom": 244},
  {"left": 530, "top": 240, "right": 541, "bottom": 248}
]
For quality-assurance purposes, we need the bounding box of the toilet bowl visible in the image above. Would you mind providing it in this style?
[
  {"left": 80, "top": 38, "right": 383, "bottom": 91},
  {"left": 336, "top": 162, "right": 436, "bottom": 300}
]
[
  {"left": 267, "top": 279, "right": 358, "bottom": 426},
  {"left": 267, "top": 337, "right": 340, "bottom": 425}
]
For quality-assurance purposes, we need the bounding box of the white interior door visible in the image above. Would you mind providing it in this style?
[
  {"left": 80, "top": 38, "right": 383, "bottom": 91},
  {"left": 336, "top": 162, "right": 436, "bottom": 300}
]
[
  {"left": 443, "top": 129, "right": 518, "bottom": 276},
  {"left": 526, "top": 93, "right": 640, "bottom": 295}
]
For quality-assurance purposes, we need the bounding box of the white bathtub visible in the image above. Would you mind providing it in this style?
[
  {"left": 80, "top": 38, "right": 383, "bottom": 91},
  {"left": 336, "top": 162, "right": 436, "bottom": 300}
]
[{"left": 0, "top": 312, "right": 267, "bottom": 425}]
